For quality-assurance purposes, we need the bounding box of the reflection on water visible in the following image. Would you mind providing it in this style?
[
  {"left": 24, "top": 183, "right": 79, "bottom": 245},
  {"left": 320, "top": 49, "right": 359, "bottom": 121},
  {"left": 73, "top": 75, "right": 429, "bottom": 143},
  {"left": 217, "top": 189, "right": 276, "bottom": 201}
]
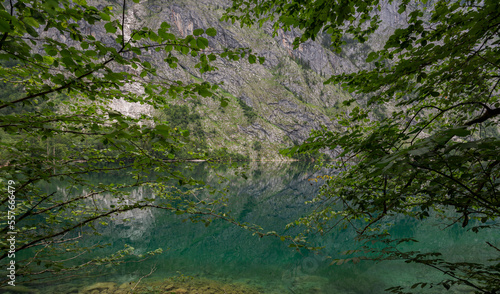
[{"left": 12, "top": 162, "right": 500, "bottom": 293}]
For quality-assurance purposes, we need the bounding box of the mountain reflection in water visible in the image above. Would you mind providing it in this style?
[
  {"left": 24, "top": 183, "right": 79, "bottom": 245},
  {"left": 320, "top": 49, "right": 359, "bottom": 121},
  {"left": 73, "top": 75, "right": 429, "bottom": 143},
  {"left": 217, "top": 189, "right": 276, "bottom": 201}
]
[{"left": 30, "top": 162, "right": 499, "bottom": 294}]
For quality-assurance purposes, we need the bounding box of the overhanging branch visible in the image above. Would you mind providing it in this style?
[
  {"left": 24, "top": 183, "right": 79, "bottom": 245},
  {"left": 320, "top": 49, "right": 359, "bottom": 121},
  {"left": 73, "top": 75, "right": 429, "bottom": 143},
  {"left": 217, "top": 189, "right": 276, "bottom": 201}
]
[{"left": 465, "top": 107, "right": 500, "bottom": 125}]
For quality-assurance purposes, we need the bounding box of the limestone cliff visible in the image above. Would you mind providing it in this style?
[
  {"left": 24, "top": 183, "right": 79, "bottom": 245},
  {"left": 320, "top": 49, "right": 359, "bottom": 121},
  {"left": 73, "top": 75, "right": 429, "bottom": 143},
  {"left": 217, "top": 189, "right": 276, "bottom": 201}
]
[{"left": 102, "top": 0, "right": 401, "bottom": 160}]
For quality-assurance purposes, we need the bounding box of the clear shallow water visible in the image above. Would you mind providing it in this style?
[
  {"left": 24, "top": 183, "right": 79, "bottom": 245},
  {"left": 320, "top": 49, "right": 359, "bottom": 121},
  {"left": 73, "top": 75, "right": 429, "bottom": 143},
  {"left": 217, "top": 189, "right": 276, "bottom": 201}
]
[{"left": 9, "top": 162, "right": 499, "bottom": 293}]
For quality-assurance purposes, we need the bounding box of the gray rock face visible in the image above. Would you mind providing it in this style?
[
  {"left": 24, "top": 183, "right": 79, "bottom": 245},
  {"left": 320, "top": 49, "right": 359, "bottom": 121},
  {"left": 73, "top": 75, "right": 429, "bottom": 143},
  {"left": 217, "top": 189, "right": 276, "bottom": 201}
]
[
  {"left": 126, "top": 0, "right": 343, "bottom": 157},
  {"left": 54, "top": 0, "right": 402, "bottom": 159}
]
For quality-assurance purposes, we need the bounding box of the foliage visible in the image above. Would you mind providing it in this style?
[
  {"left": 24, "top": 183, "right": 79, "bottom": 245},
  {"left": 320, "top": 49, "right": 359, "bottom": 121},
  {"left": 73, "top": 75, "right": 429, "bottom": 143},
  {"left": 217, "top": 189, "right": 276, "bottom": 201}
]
[
  {"left": 290, "top": 148, "right": 325, "bottom": 162},
  {"left": 252, "top": 140, "right": 262, "bottom": 151},
  {"left": 159, "top": 103, "right": 207, "bottom": 159},
  {"left": 209, "top": 147, "right": 249, "bottom": 162},
  {"left": 237, "top": 97, "right": 258, "bottom": 124},
  {"left": 225, "top": 0, "right": 500, "bottom": 292},
  {"left": 0, "top": 0, "right": 262, "bottom": 286},
  {"left": 159, "top": 103, "right": 250, "bottom": 161}
]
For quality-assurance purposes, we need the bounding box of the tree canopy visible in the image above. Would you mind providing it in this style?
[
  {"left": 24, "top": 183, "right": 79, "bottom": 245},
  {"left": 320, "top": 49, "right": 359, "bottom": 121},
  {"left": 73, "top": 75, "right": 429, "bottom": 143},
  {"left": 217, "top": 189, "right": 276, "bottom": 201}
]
[
  {"left": 226, "top": 0, "right": 500, "bottom": 292},
  {"left": 1, "top": 0, "right": 499, "bottom": 291},
  {"left": 0, "top": 0, "right": 264, "bottom": 285}
]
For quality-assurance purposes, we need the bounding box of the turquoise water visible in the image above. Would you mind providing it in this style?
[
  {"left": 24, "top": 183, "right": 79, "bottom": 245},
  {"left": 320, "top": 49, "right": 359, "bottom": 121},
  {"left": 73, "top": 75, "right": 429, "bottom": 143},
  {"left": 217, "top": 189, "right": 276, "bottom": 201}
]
[{"left": 7, "top": 162, "right": 499, "bottom": 293}]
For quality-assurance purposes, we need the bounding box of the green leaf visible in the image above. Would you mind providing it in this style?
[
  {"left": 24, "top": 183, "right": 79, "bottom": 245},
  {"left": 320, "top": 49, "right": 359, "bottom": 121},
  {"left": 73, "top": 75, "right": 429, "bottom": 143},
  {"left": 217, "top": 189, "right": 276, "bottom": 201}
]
[
  {"left": 180, "top": 46, "right": 189, "bottom": 55},
  {"left": 408, "top": 147, "right": 430, "bottom": 156},
  {"left": 159, "top": 31, "right": 175, "bottom": 40},
  {"left": 205, "top": 27, "right": 217, "bottom": 37},
  {"left": 366, "top": 52, "right": 378, "bottom": 62},
  {"left": 446, "top": 127, "right": 471, "bottom": 137},
  {"left": 104, "top": 22, "right": 117, "bottom": 34},
  {"left": 23, "top": 17, "right": 39, "bottom": 28},
  {"left": 248, "top": 55, "right": 256, "bottom": 64},
  {"left": 0, "top": 18, "right": 10, "bottom": 33},
  {"left": 281, "top": 16, "right": 298, "bottom": 26},
  {"left": 44, "top": 46, "right": 58, "bottom": 56},
  {"left": 196, "top": 37, "right": 209, "bottom": 49},
  {"left": 160, "top": 22, "right": 170, "bottom": 29},
  {"left": 108, "top": 111, "right": 121, "bottom": 119},
  {"left": 193, "top": 28, "right": 204, "bottom": 36},
  {"left": 84, "top": 50, "right": 97, "bottom": 57},
  {"left": 99, "top": 12, "right": 111, "bottom": 21},
  {"left": 198, "top": 88, "right": 212, "bottom": 97}
]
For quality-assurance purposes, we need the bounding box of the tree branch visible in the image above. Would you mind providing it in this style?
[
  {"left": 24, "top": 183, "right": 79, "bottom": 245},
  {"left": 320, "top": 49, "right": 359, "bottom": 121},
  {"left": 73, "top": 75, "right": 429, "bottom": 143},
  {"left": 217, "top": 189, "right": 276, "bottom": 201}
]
[
  {"left": 122, "top": 0, "right": 126, "bottom": 49},
  {"left": 465, "top": 107, "right": 500, "bottom": 126},
  {"left": 0, "top": 57, "right": 115, "bottom": 110},
  {"left": 0, "top": 0, "right": 14, "bottom": 51},
  {"left": 410, "top": 101, "right": 494, "bottom": 145},
  {"left": 131, "top": 264, "right": 157, "bottom": 292}
]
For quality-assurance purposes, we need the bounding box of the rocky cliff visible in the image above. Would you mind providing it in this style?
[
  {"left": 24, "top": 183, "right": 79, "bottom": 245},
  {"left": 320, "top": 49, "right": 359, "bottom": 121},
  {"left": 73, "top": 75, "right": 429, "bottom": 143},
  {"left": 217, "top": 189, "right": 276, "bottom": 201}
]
[{"left": 103, "top": 0, "right": 403, "bottom": 160}]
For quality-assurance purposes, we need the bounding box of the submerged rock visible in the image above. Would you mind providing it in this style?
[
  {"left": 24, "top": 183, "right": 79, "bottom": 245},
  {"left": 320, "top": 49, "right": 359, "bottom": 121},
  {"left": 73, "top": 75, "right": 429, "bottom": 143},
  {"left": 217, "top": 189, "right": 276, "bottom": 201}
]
[
  {"left": 79, "top": 282, "right": 117, "bottom": 294},
  {"left": 128, "top": 277, "right": 262, "bottom": 294},
  {"left": 118, "top": 283, "right": 132, "bottom": 290}
]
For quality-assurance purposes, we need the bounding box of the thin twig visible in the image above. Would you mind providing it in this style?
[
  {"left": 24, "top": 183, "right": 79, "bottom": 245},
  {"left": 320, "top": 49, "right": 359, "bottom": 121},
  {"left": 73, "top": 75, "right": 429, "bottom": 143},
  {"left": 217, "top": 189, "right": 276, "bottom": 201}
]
[
  {"left": 486, "top": 242, "right": 500, "bottom": 252},
  {"left": 130, "top": 264, "right": 157, "bottom": 293}
]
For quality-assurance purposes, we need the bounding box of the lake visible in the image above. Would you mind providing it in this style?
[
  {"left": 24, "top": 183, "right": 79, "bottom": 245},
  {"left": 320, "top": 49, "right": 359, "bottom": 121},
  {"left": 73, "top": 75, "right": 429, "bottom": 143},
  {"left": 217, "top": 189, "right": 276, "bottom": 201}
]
[{"left": 10, "top": 162, "right": 499, "bottom": 294}]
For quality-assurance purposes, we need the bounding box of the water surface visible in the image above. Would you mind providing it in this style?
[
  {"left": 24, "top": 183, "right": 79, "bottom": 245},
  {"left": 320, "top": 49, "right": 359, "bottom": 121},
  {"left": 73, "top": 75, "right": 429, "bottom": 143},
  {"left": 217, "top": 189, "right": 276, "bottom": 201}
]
[{"left": 15, "top": 162, "right": 500, "bottom": 293}]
